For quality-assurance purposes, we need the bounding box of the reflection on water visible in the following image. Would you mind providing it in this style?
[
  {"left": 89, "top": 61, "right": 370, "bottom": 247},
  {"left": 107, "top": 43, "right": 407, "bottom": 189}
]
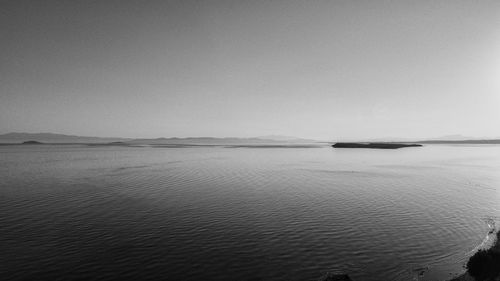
[{"left": 0, "top": 144, "right": 499, "bottom": 281}]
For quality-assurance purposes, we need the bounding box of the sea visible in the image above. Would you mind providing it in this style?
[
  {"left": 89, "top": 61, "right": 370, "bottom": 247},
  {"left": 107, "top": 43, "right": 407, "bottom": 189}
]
[{"left": 1, "top": 144, "right": 499, "bottom": 281}]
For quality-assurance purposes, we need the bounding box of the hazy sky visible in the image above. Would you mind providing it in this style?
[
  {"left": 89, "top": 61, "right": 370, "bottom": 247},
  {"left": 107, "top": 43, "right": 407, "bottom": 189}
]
[{"left": 1, "top": 0, "right": 499, "bottom": 140}]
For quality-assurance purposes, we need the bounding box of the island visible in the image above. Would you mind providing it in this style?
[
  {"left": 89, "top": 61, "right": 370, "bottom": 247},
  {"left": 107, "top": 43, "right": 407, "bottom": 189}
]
[
  {"left": 332, "top": 142, "right": 422, "bottom": 149},
  {"left": 21, "top": 140, "right": 43, "bottom": 145},
  {"left": 105, "top": 141, "right": 128, "bottom": 146}
]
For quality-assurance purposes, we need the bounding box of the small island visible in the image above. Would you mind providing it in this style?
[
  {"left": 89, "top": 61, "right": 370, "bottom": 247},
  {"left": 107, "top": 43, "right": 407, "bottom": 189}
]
[
  {"left": 21, "top": 140, "right": 43, "bottom": 145},
  {"left": 106, "top": 141, "right": 128, "bottom": 145},
  {"left": 332, "top": 142, "right": 422, "bottom": 149},
  {"left": 87, "top": 141, "right": 132, "bottom": 147}
]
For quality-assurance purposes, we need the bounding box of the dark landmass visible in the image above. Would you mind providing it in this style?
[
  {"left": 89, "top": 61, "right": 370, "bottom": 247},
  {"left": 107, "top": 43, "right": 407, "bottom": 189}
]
[
  {"left": 108, "top": 141, "right": 127, "bottom": 145},
  {"left": 21, "top": 140, "right": 43, "bottom": 144},
  {"left": 315, "top": 231, "right": 500, "bottom": 281},
  {"left": 450, "top": 230, "right": 500, "bottom": 281},
  {"left": 332, "top": 142, "right": 422, "bottom": 149},
  {"left": 87, "top": 141, "right": 131, "bottom": 146}
]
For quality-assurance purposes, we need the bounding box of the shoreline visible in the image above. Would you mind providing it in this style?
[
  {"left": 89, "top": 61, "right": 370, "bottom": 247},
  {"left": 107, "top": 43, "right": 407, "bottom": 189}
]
[
  {"left": 449, "top": 230, "right": 500, "bottom": 281},
  {"left": 320, "top": 230, "right": 500, "bottom": 281},
  {"left": 331, "top": 142, "right": 422, "bottom": 149}
]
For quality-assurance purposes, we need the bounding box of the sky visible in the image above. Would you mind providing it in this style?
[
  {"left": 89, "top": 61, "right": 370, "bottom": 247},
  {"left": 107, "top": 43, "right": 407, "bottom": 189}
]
[{"left": 1, "top": 0, "right": 499, "bottom": 140}]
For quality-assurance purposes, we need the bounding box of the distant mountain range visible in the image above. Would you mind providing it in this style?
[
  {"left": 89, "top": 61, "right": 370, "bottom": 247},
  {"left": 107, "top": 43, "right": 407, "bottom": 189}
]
[
  {"left": 1, "top": 132, "right": 499, "bottom": 145},
  {"left": 366, "top": 134, "right": 499, "bottom": 142},
  {"left": 418, "top": 139, "right": 500, "bottom": 144},
  {"left": 127, "top": 137, "right": 312, "bottom": 145},
  {"left": 0, "top": 132, "right": 319, "bottom": 145},
  {"left": 257, "top": 135, "right": 317, "bottom": 143},
  {"left": 0, "top": 133, "right": 129, "bottom": 144}
]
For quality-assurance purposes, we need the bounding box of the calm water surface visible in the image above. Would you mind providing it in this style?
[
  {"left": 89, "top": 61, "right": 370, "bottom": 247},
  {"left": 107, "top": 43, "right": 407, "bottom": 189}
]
[{"left": 1, "top": 144, "right": 499, "bottom": 281}]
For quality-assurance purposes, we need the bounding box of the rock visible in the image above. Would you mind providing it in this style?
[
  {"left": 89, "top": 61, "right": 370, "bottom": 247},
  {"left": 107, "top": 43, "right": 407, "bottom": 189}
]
[{"left": 21, "top": 140, "right": 43, "bottom": 144}]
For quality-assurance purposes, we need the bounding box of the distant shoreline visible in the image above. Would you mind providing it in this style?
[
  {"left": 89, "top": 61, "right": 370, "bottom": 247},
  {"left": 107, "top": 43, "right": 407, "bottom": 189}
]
[
  {"left": 0, "top": 142, "right": 325, "bottom": 148},
  {"left": 332, "top": 142, "right": 422, "bottom": 149},
  {"left": 2, "top": 132, "right": 500, "bottom": 145}
]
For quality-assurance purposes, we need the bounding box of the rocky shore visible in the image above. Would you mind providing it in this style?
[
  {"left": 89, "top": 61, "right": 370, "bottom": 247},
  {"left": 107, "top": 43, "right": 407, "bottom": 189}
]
[
  {"left": 317, "top": 231, "right": 500, "bottom": 281},
  {"left": 450, "top": 230, "right": 500, "bottom": 281}
]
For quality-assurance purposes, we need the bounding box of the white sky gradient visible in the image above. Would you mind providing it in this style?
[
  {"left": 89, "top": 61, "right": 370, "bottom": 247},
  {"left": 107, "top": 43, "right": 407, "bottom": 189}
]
[{"left": 1, "top": 0, "right": 499, "bottom": 140}]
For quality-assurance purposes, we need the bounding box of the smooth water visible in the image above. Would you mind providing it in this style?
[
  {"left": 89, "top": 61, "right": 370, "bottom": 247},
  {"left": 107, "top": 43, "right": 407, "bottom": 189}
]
[{"left": 1, "top": 144, "right": 499, "bottom": 281}]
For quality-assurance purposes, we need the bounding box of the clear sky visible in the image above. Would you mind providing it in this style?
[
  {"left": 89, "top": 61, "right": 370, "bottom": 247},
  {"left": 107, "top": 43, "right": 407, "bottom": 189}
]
[{"left": 1, "top": 0, "right": 499, "bottom": 140}]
